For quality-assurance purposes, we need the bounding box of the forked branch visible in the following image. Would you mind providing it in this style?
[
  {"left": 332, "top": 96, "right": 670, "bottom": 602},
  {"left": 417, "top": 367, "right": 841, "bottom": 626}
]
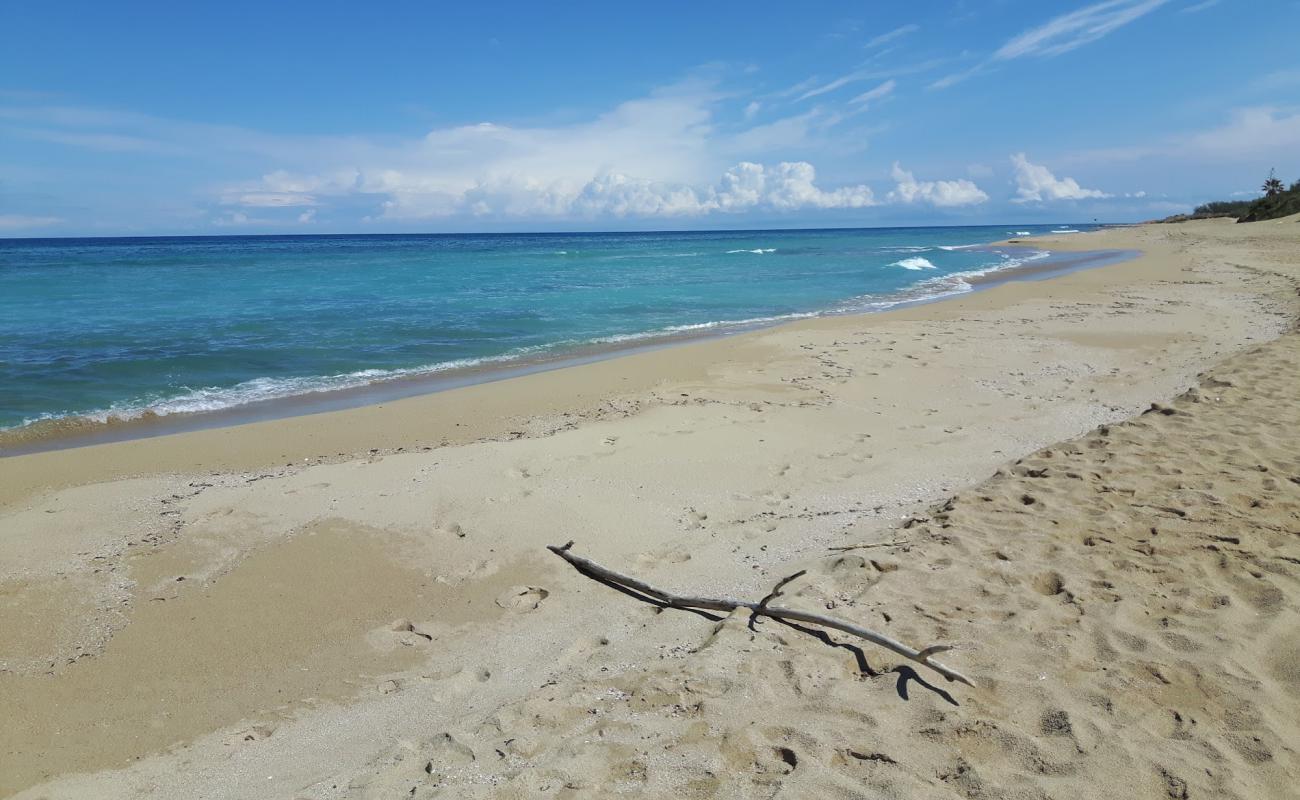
[{"left": 547, "top": 541, "right": 974, "bottom": 687}]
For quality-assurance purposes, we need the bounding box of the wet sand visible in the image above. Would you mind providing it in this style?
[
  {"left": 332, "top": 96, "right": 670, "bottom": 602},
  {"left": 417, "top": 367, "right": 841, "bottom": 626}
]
[{"left": 1, "top": 217, "right": 1298, "bottom": 798}]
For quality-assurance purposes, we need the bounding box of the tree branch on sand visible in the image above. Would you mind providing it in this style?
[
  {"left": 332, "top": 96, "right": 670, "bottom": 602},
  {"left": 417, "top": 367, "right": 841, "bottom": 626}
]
[{"left": 546, "top": 541, "right": 975, "bottom": 687}]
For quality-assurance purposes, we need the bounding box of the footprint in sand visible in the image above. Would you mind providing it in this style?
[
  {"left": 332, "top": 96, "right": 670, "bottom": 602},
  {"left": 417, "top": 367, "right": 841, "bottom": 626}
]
[
  {"left": 421, "top": 666, "right": 492, "bottom": 701},
  {"left": 683, "top": 507, "right": 709, "bottom": 529},
  {"left": 226, "top": 724, "right": 276, "bottom": 745},
  {"left": 495, "top": 585, "right": 549, "bottom": 611},
  {"left": 425, "top": 731, "right": 477, "bottom": 766},
  {"left": 636, "top": 548, "right": 692, "bottom": 568},
  {"left": 438, "top": 521, "right": 467, "bottom": 538}
]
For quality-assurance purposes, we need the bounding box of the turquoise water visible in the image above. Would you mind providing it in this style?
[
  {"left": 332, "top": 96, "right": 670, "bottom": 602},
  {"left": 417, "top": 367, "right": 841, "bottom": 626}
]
[{"left": 0, "top": 225, "right": 1093, "bottom": 433}]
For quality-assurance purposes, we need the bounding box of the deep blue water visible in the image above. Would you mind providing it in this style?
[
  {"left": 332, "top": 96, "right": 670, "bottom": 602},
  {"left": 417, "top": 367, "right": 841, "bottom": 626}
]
[{"left": 0, "top": 225, "right": 1093, "bottom": 432}]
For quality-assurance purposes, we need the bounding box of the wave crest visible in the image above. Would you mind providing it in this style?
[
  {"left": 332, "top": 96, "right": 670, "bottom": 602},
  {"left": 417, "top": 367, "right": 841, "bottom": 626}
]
[{"left": 890, "top": 256, "right": 937, "bottom": 270}]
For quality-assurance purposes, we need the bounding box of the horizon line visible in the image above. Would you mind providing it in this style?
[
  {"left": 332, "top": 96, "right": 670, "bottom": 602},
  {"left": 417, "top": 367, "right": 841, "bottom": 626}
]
[{"left": 0, "top": 220, "right": 1117, "bottom": 243}]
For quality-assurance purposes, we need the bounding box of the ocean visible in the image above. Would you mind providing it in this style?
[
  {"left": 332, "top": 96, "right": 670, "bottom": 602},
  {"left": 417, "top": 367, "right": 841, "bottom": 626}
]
[{"left": 0, "top": 224, "right": 1098, "bottom": 439}]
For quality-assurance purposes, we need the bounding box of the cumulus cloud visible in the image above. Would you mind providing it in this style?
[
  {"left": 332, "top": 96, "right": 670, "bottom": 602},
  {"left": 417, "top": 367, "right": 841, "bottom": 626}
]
[
  {"left": 4, "top": 77, "right": 916, "bottom": 226},
  {"left": 210, "top": 77, "right": 885, "bottom": 222},
  {"left": 757, "top": 162, "right": 877, "bottom": 210},
  {"left": 376, "top": 160, "right": 876, "bottom": 221},
  {"left": 1010, "top": 153, "right": 1110, "bottom": 202},
  {"left": 887, "top": 163, "right": 988, "bottom": 207}
]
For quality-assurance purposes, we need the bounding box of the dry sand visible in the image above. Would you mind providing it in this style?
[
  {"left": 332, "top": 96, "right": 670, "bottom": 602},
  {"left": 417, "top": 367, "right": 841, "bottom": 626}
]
[{"left": 1, "top": 217, "right": 1297, "bottom": 798}]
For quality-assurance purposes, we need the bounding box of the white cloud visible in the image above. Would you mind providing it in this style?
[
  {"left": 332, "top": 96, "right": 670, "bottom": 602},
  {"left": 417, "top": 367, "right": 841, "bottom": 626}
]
[
  {"left": 798, "top": 73, "right": 870, "bottom": 102},
  {"left": 849, "top": 79, "right": 896, "bottom": 107},
  {"left": 928, "top": 66, "right": 982, "bottom": 91},
  {"left": 1180, "top": 107, "right": 1300, "bottom": 158},
  {"left": 0, "top": 213, "right": 63, "bottom": 230},
  {"left": 994, "top": 0, "right": 1169, "bottom": 60},
  {"left": 205, "top": 78, "right": 888, "bottom": 222},
  {"left": 1179, "top": 0, "right": 1221, "bottom": 12},
  {"left": 226, "top": 192, "right": 318, "bottom": 208},
  {"left": 887, "top": 163, "right": 988, "bottom": 207},
  {"left": 743, "top": 100, "right": 761, "bottom": 120},
  {"left": 931, "top": 0, "right": 1168, "bottom": 88},
  {"left": 1072, "top": 107, "right": 1300, "bottom": 165},
  {"left": 797, "top": 58, "right": 947, "bottom": 101},
  {"left": 724, "top": 109, "right": 824, "bottom": 154},
  {"left": 759, "top": 162, "right": 878, "bottom": 210},
  {"left": 1010, "top": 153, "right": 1110, "bottom": 202},
  {"left": 865, "top": 24, "right": 920, "bottom": 50},
  {"left": 6, "top": 76, "right": 966, "bottom": 226},
  {"left": 378, "top": 160, "right": 877, "bottom": 221}
]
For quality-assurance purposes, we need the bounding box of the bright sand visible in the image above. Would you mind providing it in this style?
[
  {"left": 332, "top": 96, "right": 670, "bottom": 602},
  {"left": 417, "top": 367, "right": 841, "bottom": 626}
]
[{"left": 1, "top": 218, "right": 1297, "bottom": 798}]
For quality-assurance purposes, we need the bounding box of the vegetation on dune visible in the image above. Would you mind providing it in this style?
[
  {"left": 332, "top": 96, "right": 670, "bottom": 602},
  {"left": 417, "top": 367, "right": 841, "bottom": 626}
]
[
  {"left": 1236, "top": 171, "right": 1300, "bottom": 223},
  {"left": 1157, "top": 169, "right": 1300, "bottom": 224}
]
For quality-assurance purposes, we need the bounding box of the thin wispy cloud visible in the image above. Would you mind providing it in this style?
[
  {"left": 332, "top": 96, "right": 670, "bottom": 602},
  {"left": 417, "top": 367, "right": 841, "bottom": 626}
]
[
  {"left": 1179, "top": 0, "right": 1221, "bottom": 12},
  {"left": 865, "top": 24, "right": 920, "bottom": 49},
  {"left": 1069, "top": 107, "right": 1300, "bottom": 165},
  {"left": 849, "top": 79, "right": 896, "bottom": 107},
  {"left": 797, "top": 58, "right": 946, "bottom": 101},
  {"left": 994, "top": 0, "right": 1169, "bottom": 60},
  {"left": 768, "top": 75, "right": 822, "bottom": 100},
  {"left": 0, "top": 213, "right": 64, "bottom": 230},
  {"left": 931, "top": 0, "right": 1170, "bottom": 88}
]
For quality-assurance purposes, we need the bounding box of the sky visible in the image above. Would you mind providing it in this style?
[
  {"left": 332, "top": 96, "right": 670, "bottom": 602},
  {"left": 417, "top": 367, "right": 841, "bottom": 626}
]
[{"left": 2, "top": 0, "right": 1298, "bottom": 236}]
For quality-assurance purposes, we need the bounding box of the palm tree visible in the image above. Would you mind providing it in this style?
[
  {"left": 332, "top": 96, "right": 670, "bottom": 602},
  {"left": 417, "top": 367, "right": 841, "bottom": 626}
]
[{"left": 1262, "top": 168, "right": 1285, "bottom": 196}]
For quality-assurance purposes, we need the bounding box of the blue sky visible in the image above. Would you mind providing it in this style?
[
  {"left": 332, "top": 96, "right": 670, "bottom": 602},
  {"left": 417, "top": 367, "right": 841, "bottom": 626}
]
[{"left": 2, "top": 0, "right": 1298, "bottom": 236}]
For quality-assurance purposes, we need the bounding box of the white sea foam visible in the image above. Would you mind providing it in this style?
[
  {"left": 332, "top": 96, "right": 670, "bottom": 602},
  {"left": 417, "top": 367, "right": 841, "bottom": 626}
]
[
  {"left": 605, "top": 251, "right": 702, "bottom": 260},
  {"left": 852, "top": 249, "right": 1054, "bottom": 312},
  {"left": 890, "top": 256, "right": 937, "bottom": 270},
  {"left": 13, "top": 348, "right": 560, "bottom": 431},
  {"left": 725, "top": 248, "right": 776, "bottom": 254},
  {"left": 589, "top": 311, "right": 822, "bottom": 345},
  {"left": 936, "top": 244, "right": 979, "bottom": 251},
  {"left": 1009, "top": 231, "right": 1032, "bottom": 236}
]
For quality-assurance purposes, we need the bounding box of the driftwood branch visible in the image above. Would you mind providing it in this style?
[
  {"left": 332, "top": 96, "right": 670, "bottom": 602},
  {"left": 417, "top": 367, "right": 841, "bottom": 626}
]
[
  {"left": 827, "top": 539, "right": 908, "bottom": 552},
  {"left": 547, "top": 541, "right": 974, "bottom": 687}
]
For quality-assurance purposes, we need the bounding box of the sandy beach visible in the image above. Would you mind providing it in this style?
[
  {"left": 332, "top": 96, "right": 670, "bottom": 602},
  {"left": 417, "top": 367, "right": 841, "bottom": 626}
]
[{"left": 2, "top": 217, "right": 1298, "bottom": 798}]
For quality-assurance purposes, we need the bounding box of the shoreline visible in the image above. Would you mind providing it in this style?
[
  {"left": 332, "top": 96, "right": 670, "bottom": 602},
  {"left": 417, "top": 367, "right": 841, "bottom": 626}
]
[{"left": 0, "top": 244, "right": 1134, "bottom": 458}]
